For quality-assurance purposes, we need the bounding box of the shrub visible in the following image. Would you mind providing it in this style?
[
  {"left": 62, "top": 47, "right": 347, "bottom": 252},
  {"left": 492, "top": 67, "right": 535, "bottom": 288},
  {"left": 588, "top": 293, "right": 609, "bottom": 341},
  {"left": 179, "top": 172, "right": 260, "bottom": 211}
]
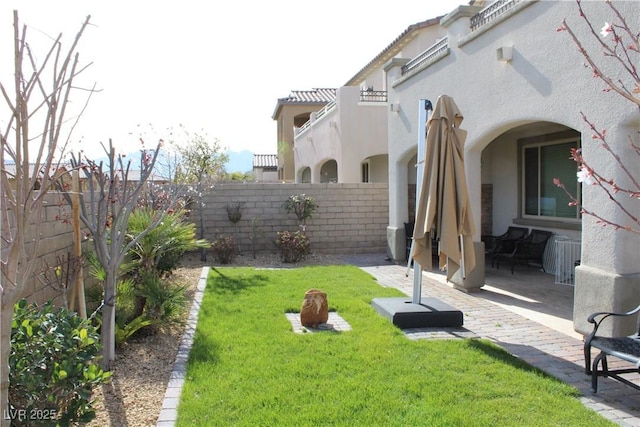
[
  {"left": 127, "top": 207, "right": 209, "bottom": 277},
  {"left": 282, "top": 194, "right": 317, "bottom": 225},
  {"left": 211, "top": 236, "right": 237, "bottom": 264},
  {"left": 275, "top": 231, "right": 310, "bottom": 263},
  {"left": 137, "top": 272, "right": 188, "bottom": 324},
  {"left": 10, "top": 299, "right": 111, "bottom": 425}
]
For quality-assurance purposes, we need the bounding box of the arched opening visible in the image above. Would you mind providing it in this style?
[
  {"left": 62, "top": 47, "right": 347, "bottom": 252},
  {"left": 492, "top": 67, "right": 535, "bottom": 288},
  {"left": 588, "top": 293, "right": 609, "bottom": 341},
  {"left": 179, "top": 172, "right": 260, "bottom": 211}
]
[
  {"left": 300, "top": 167, "right": 311, "bottom": 183},
  {"left": 362, "top": 154, "right": 389, "bottom": 183},
  {"left": 320, "top": 159, "right": 338, "bottom": 183}
]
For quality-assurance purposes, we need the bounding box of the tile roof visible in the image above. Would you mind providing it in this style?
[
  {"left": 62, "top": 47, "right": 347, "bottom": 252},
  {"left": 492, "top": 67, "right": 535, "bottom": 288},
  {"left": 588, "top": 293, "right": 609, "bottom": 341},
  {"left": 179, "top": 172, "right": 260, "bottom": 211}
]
[
  {"left": 253, "top": 154, "right": 278, "bottom": 170},
  {"left": 272, "top": 88, "right": 336, "bottom": 119},
  {"left": 280, "top": 88, "right": 337, "bottom": 104}
]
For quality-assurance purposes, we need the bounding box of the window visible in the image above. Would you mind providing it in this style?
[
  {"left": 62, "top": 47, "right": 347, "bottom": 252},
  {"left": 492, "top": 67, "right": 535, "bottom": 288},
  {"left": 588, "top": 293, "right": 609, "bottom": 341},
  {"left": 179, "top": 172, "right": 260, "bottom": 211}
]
[
  {"left": 521, "top": 133, "right": 581, "bottom": 220},
  {"left": 362, "top": 162, "right": 370, "bottom": 183}
]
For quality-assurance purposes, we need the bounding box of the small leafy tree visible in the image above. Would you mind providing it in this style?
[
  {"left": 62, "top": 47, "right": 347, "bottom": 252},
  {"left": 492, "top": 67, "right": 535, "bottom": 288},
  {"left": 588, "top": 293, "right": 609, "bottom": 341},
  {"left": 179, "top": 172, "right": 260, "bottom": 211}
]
[
  {"left": 250, "top": 217, "right": 264, "bottom": 259},
  {"left": 555, "top": 0, "right": 639, "bottom": 234},
  {"left": 171, "top": 127, "right": 229, "bottom": 260},
  {"left": 225, "top": 201, "right": 245, "bottom": 252},
  {"left": 282, "top": 193, "right": 318, "bottom": 232}
]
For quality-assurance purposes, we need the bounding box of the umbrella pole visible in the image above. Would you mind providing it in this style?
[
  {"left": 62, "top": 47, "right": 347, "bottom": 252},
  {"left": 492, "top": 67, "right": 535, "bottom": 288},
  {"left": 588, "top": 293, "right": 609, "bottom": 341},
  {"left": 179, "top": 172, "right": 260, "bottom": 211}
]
[
  {"left": 413, "top": 262, "right": 423, "bottom": 303},
  {"left": 460, "top": 234, "right": 466, "bottom": 279},
  {"left": 411, "top": 99, "right": 432, "bottom": 304}
]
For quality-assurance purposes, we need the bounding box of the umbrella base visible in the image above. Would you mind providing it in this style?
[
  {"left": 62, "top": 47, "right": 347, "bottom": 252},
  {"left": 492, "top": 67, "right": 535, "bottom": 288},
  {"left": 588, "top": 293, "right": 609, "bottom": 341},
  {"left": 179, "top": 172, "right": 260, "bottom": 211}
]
[{"left": 371, "top": 297, "right": 463, "bottom": 329}]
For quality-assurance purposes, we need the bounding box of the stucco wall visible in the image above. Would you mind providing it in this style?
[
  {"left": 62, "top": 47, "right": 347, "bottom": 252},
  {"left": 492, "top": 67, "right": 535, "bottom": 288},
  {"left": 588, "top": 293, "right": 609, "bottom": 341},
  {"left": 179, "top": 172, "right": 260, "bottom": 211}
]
[
  {"left": 387, "top": 1, "right": 638, "bottom": 270},
  {"left": 384, "top": 0, "right": 639, "bottom": 331}
]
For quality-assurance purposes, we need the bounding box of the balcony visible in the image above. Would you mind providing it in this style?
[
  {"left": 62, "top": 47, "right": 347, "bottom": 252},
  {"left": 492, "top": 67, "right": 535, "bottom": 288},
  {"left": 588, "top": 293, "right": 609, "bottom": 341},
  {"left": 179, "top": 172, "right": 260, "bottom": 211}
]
[
  {"left": 401, "top": 38, "right": 449, "bottom": 76},
  {"left": 470, "top": 0, "right": 524, "bottom": 31},
  {"left": 359, "top": 90, "right": 387, "bottom": 102}
]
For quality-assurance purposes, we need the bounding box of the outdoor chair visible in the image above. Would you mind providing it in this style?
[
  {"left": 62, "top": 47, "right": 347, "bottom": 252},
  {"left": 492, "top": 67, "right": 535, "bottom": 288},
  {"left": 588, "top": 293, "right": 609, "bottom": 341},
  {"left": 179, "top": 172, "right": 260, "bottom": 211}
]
[
  {"left": 584, "top": 304, "right": 640, "bottom": 393},
  {"left": 481, "top": 226, "right": 529, "bottom": 267},
  {"left": 405, "top": 221, "right": 438, "bottom": 264},
  {"left": 494, "top": 229, "right": 553, "bottom": 274},
  {"left": 404, "top": 222, "right": 414, "bottom": 261}
]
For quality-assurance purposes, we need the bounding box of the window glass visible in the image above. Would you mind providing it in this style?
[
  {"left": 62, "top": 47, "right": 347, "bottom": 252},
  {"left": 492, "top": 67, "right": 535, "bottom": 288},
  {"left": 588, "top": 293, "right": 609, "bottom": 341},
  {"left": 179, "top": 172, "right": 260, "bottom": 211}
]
[
  {"left": 522, "top": 139, "right": 580, "bottom": 219},
  {"left": 362, "top": 162, "right": 370, "bottom": 183}
]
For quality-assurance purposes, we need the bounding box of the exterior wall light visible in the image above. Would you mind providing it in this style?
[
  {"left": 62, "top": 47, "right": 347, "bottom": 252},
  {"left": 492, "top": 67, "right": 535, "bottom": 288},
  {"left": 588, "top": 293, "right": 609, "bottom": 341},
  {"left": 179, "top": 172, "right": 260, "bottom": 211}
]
[{"left": 496, "top": 46, "right": 513, "bottom": 62}]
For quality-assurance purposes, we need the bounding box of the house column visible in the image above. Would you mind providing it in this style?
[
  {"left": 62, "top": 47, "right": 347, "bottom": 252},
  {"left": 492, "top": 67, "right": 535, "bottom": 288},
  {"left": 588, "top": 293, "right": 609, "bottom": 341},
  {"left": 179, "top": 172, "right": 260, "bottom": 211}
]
[
  {"left": 384, "top": 57, "right": 412, "bottom": 261},
  {"left": 311, "top": 165, "right": 322, "bottom": 184},
  {"left": 573, "top": 121, "right": 640, "bottom": 336},
  {"left": 387, "top": 157, "right": 409, "bottom": 260}
]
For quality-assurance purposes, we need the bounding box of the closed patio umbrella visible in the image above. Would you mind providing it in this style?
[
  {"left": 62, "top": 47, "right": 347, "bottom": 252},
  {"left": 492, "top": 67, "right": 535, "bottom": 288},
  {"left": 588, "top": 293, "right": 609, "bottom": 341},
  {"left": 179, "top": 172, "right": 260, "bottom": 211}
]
[{"left": 412, "top": 95, "right": 476, "bottom": 282}]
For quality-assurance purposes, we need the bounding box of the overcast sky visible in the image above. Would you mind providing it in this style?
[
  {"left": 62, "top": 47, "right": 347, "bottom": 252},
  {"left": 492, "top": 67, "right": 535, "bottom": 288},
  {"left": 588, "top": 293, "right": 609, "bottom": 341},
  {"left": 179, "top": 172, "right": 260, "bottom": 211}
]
[{"left": 1, "top": 0, "right": 465, "bottom": 158}]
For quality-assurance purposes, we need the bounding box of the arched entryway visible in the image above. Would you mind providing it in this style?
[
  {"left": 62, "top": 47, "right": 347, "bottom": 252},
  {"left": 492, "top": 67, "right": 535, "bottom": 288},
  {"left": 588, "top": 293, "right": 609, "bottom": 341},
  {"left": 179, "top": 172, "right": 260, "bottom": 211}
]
[
  {"left": 299, "top": 167, "right": 311, "bottom": 183},
  {"left": 320, "top": 159, "right": 338, "bottom": 183}
]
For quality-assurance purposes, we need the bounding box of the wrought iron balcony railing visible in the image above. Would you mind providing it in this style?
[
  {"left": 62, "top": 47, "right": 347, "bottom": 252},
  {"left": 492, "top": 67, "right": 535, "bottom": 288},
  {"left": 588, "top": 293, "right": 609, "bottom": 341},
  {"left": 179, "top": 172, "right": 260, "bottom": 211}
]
[
  {"left": 359, "top": 90, "right": 387, "bottom": 102},
  {"left": 470, "top": 0, "right": 523, "bottom": 31},
  {"left": 401, "top": 38, "right": 449, "bottom": 75}
]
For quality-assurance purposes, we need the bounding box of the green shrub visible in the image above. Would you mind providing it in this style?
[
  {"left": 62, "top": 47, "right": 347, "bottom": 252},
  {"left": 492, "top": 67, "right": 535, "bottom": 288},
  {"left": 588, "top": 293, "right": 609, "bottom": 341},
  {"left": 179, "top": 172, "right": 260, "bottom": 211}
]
[
  {"left": 10, "top": 299, "right": 111, "bottom": 426},
  {"left": 127, "top": 207, "right": 209, "bottom": 277},
  {"left": 138, "top": 272, "right": 188, "bottom": 324},
  {"left": 275, "top": 230, "right": 310, "bottom": 263},
  {"left": 115, "top": 315, "right": 160, "bottom": 347},
  {"left": 211, "top": 236, "right": 236, "bottom": 264}
]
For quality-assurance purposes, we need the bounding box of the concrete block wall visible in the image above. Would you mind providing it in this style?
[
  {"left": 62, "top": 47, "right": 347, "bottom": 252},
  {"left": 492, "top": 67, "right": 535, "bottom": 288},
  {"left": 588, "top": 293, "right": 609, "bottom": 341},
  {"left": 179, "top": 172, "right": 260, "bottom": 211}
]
[
  {"left": 193, "top": 183, "right": 389, "bottom": 256},
  {"left": 16, "top": 193, "right": 82, "bottom": 305},
  {"left": 14, "top": 183, "right": 390, "bottom": 305}
]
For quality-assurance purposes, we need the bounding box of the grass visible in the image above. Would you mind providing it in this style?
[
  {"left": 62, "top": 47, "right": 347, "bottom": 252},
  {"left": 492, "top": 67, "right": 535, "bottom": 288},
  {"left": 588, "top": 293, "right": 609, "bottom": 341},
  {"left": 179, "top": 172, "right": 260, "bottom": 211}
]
[{"left": 176, "top": 265, "right": 613, "bottom": 426}]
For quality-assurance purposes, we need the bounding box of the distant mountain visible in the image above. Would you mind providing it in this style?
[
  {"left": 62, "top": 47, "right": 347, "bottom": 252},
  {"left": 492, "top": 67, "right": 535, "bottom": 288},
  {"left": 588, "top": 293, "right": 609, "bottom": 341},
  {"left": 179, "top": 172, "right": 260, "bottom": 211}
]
[
  {"left": 66, "top": 149, "right": 257, "bottom": 175},
  {"left": 225, "top": 150, "right": 254, "bottom": 173}
]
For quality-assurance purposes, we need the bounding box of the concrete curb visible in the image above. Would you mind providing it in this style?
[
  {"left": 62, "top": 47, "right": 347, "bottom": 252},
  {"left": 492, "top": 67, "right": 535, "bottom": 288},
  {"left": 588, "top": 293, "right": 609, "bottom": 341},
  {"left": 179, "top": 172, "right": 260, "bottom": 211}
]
[{"left": 156, "top": 266, "right": 209, "bottom": 427}]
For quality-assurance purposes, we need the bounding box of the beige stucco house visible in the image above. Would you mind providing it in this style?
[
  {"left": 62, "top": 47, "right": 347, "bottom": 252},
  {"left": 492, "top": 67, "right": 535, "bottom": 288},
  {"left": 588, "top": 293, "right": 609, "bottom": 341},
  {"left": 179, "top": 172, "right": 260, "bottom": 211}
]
[
  {"left": 274, "top": 0, "right": 640, "bottom": 336},
  {"left": 282, "top": 17, "right": 445, "bottom": 184},
  {"left": 272, "top": 88, "right": 336, "bottom": 182}
]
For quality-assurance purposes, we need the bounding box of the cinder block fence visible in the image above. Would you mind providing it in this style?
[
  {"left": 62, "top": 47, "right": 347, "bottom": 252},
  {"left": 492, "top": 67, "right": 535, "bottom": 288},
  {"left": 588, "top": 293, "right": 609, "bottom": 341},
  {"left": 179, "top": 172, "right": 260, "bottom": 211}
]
[
  {"left": 17, "top": 183, "right": 390, "bottom": 304},
  {"left": 193, "top": 183, "right": 389, "bottom": 255}
]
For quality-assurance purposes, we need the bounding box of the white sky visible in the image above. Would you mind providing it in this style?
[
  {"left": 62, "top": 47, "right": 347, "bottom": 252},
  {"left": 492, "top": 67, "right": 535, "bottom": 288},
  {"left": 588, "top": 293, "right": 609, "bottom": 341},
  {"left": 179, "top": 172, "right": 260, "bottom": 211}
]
[{"left": 1, "top": 0, "right": 464, "bottom": 158}]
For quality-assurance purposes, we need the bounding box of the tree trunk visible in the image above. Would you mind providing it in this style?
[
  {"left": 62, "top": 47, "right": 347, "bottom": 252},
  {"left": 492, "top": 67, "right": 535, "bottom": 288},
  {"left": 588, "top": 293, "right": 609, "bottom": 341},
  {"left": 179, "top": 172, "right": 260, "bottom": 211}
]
[
  {"left": 199, "top": 209, "right": 206, "bottom": 262},
  {"left": 0, "top": 303, "right": 14, "bottom": 427},
  {"left": 100, "top": 271, "right": 117, "bottom": 370}
]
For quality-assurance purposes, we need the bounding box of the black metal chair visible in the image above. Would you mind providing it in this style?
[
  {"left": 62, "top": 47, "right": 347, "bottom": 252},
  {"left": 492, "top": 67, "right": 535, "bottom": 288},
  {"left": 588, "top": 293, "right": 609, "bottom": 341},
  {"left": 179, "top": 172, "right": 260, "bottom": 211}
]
[
  {"left": 584, "top": 304, "right": 640, "bottom": 393},
  {"left": 495, "top": 229, "right": 553, "bottom": 274},
  {"left": 481, "top": 226, "right": 529, "bottom": 267},
  {"left": 405, "top": 221, "right": 438, "bottom": 264},
  {"left": 404, "top": 222, "right": 414, "bottom": 261}
]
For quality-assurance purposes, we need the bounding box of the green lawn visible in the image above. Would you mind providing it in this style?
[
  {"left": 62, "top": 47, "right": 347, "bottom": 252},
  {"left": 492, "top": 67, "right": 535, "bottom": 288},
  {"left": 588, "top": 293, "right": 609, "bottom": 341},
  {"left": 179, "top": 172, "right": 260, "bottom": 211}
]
[{"left": 176, "top": 265, "right": 612, "bottom": 426}]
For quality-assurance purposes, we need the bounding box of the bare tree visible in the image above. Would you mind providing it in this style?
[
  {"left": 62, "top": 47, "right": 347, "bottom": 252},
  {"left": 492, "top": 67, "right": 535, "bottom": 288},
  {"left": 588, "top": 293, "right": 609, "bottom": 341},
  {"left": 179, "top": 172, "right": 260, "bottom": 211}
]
[
  {"left": 0, "top": 12, "right": 92, "bottom": 424},
  {"left": 57, "top": 140, "right": 173, "bottom": 369}
]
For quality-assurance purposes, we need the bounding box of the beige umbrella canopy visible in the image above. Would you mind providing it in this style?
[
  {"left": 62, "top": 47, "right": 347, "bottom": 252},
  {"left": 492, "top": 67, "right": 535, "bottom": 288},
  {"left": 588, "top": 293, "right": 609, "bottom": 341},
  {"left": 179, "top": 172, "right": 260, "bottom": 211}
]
[{"left": 412, "top": 95, "right": 476, "bottom": 281}]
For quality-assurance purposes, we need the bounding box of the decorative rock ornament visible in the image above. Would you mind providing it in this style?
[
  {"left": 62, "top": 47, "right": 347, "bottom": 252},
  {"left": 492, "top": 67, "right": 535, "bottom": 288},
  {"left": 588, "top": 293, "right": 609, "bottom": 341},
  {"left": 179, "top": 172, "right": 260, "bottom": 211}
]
[{"left": 299, "top": 289, "right": 328, "bottom": 328}]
